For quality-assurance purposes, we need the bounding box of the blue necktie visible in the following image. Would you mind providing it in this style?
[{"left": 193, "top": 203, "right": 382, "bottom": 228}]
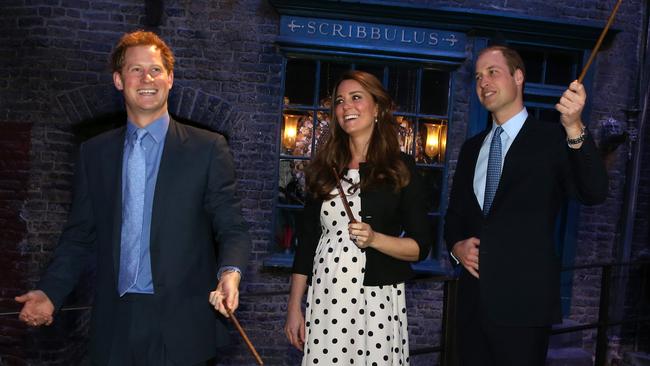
[
  {"left": 483, "top": 126, "right": 503, "bottom": 216},
  {"left": 118, "top": 129, "right": 147, "bottom": 296}
]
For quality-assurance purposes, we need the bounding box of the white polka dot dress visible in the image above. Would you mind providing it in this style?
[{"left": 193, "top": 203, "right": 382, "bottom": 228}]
[{"left": 302, "top": 169, "right": 410, "bottom": 366}]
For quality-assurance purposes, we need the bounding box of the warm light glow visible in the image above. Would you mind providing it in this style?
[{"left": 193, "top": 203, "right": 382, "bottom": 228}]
[
  {"left": 424, "top": 123, "right": 441, "bottom": 158},
  {"left": 283, "top": 114, "right": 300, "bottom": 149},
  {"left": 439, "top": 123, "right": 447, "bottom": 162},
  {"left": 424, "top": 122, "right": 448, "bottom": 162}
]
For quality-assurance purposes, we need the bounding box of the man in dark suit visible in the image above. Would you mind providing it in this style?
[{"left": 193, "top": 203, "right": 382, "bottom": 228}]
[
  {"left": 444, "top": 45, "right": 608, "bottom": 365},
  {"left": 15, "top": 30, "right": 251, "bottom": 365}
]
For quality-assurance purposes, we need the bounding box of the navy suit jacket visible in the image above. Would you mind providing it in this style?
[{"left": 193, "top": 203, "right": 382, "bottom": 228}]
[
  {"left": 444, "top": 117, "right": 608, "bottom": 326},
  {"left": 38, "top": 118, "right": 251, "bottom": 364}
]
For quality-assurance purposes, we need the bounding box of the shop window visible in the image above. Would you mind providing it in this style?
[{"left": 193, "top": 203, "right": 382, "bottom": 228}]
[
  {"left": 516, "top": 46, "right": 581, "bottom": 88},
  {"left": 514, "top": 44, "right": 582, "bottom": 123},
  {"left": 481, "top": 45, "right": 583, "bottom": 127},
  {"left": 273, "top": 58, "right": 451, "bottom": 270}
]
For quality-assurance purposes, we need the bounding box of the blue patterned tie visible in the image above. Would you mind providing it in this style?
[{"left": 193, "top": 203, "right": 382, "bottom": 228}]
[
  {"left": 118, "top": 129, "right": 147, "bottom": 296},
  {"left": 483, "top": 126, "right": 503, "bottom": 216}
]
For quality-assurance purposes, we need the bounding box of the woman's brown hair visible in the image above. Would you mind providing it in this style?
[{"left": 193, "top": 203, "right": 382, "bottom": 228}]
[{"left": 305, "top": 70, "right": 410, "bottom": 200}]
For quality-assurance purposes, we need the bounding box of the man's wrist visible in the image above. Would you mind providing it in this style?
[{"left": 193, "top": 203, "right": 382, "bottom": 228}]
[
  {"left": 449, "top": 241, "right": 461, "bottom": 265},
  {"left": 567, "top": 126, "right": 587, "bottom": 147},
  {"left": 217, "top": 266, "right": 241, "bottom": 280},
  {"left": 565, "top": 123, "right": 585, "bottom": 139}
]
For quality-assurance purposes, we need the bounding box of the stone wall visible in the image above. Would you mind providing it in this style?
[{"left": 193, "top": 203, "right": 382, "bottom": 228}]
[{"left": 0, "top": 0, "right": 647, "bottom": 365}]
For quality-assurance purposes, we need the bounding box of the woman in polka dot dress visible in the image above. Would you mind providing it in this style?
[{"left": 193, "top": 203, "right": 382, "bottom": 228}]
[{"left": 284, "top": 71, "right": 432, "bottom": 366}]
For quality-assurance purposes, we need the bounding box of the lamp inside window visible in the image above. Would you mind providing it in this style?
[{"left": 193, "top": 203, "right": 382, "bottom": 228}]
[
  {"left": 282, "top": 113, "right": 301, "bottom": 154},
  {"left": 418, "top": 119, "right": 447, "bottom": 164}
]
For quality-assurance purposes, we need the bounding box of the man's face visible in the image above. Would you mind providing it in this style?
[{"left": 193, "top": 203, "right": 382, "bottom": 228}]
[
  {"left": 113, "top": 45, "right": 173, "bottom": 126},
  {"left": 475, "top": 50, "right": 524, "bottom": 123}
]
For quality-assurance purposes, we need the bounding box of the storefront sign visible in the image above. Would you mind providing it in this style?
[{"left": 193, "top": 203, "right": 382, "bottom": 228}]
[{"left": 279, "top": 16, "right": 465, "bottom": 58}]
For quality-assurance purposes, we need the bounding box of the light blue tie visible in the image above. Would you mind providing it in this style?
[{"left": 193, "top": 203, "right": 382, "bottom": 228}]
[
  {"left": 118, "top": 128, "right": 147, "bottom": 296},
  {"left": 483, "top": 126, "right": 503, "bottom": 216}
]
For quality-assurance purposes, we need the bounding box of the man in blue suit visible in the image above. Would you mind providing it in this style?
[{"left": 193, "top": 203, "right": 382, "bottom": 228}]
[
  {"left": 15, "top": 30, "right": 251, "bottom": 366},
  {"left": 445, "top": 45, "right": 608, "bottom": 365}
]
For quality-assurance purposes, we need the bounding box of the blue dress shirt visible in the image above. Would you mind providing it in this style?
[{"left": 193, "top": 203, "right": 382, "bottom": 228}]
[{"left": 121, "top": 114, "right": 169, "bottom": 294}]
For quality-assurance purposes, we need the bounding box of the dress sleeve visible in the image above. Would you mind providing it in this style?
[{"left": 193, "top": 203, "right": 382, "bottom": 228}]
[
  {"left": 292, "top": 195, "right": 322, "bottom": 275},
  {"left": 398, "top": 154, "right": 433, "bottom": 261}
]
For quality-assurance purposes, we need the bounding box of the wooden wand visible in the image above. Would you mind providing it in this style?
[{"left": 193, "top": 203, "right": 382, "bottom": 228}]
[
  {"left": 223, "top": 301, "right": 264, "bottom": 365},
  {"left": 331, "top": 167, "right": 358, "bottom": 223},
  {"left": 578, "top": 0, "right": 623, "bottom": 83}
]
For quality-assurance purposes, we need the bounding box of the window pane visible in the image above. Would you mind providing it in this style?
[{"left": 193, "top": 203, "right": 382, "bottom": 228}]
[
  {"left": 278, "top": 159, "right": 307, "bottom": 205},
  {"left": 416, "top": 167, "right": 443, "bottom": 212},
  {"left": 285, "top": 59, "right": 316, "bottom": 106},
  {"left": 420, "top": 69, "right": 449, "bottom": 116},
  {"left": 517, "top": 48, "right": 544, "bottom": 84},
  {"left": 388, "top": 66, "right": 418, "bottom": 113},
  {"left": 276, "top": 208, "right": 301, "bottom": 253},
  {"left": 319, "top": 62, "right": 352, "bottom": 106},
  {"left": 546, "top": 51, "right": 577, "bottom": 85},
  {"left": 395, "top": 115, "right": 415, "bottom": 155},
  {"left": 314, "top": 110, "right": 331, "bottom": 154},
  {"left": 282, "top": 111, "right": 314, "bottom": 157},
  {"left": 416, "top": 118, "right": 447, "bottom": 164},
  {"left": 355, "top": 63, "right": 385, "bottom": 83}
]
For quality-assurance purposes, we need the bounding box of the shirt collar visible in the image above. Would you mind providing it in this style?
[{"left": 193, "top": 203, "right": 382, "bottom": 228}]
[
  {"left": 492, "top": 107, "right": 527, "bottom": 139},
  {"left": 126, "top": 113, "right": 170, "bottom": 143}
]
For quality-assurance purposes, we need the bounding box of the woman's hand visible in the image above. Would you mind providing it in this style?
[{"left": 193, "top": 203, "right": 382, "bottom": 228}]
[
  {"left": 348, "top": 221, "right": 376, "bottom": 249},
  {"left": 349, "top": 222, "right": 420, "bottom": 261},
  {"left": 284, "top": 305, "right": 306, "bottom": 351},
  {"left": 285, "top": 273, "right": 308, "bottom": 351}
]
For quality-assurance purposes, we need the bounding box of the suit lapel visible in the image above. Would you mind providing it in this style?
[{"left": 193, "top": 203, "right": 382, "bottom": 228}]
[
  {"left": 149, "top": 119, "right": 187, "bottom": 287},
  {"left": 109, "top": 127, "right": 126, "bottom": 283},
  {"left": 468, "top": 130, "right": 489, "bottom": 213}
]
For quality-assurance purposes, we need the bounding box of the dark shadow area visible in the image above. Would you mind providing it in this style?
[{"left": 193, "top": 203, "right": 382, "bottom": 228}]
[{"left": 71, "top": 111, "right": 127, "bottom": 143}]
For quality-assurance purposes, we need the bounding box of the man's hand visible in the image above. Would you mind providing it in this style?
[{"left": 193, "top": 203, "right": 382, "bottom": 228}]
[
  {"left": 452, "top": 237, "right": 480, "bottom": 279},
  {"left": 284, "top": 305, "right": 306, "bottom": 351},
  {"left": 556, "top": 80, "right": 586, "bottom": 139},
  {"left": 208, "top": 270, "right": 241, "bottom": 318},
  {"left": 15, "top": 290, "right": 55, "bottom": 327}
]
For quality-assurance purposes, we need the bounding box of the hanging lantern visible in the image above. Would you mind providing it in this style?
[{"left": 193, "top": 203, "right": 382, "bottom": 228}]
[
  {"left": 282, "top": 114, "right": 300, "bottom": 150},
  {"left": 424, "top": 123, "right": 441, "bottom": 159},
  {"left": 423, "top": 122, "right": 448, "bottom": 162}
]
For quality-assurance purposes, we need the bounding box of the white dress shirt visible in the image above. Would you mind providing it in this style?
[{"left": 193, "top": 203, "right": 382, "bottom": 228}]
[{"left": 473, "top": 108, "right": 528, "bottom": 209}]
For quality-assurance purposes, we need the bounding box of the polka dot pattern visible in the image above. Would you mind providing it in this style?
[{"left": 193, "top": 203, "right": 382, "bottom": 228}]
[{"left": 302, "top": 169, "right": 410, "bottom": 366}]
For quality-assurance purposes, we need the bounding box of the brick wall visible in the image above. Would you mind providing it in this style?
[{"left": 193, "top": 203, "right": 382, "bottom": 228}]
[{"left": 0, "top": 0, "right": 647, "bottom": 365}]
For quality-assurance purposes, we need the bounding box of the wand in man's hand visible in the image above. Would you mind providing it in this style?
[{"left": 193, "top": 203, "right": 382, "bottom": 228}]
[
  {"left": 223, "top": 301, "right": 264, "bottom": 365},
  {"left": 578, "top": 0, "right": 623, "bottom": 83}
]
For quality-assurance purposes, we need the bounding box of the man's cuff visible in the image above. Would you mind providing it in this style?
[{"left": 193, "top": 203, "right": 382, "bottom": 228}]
[
  {"left": 217, "top": 266, "right": 241, "bottom": 281},
  {"left": 449, "top": 251, "right": 460, "bottom": 265}
]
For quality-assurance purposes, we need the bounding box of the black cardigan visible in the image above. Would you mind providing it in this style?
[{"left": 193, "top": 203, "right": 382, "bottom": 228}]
[{"left": 292, "top": 153, "right": 433, "bottom": 286}]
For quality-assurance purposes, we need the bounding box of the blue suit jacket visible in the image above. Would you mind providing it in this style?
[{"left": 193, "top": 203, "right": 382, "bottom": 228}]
[{"left": 38, "top": 118, "right": 251, "bottom": 364}]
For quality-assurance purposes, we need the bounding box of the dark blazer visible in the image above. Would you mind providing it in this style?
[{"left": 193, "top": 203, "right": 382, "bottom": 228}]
[
  {"left": 38, "top": 119, "right": 251, "bottom": 365},
  {"left": 444, "top": 117, "right": 608, "bottom": 327},
  {"left": 293, "top": 153, "right": 433, "bottom": 286}
]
